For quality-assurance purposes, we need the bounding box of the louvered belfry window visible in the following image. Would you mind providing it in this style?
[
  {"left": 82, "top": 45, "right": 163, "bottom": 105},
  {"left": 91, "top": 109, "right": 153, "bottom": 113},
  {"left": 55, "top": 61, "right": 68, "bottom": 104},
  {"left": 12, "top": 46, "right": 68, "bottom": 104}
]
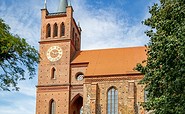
[
  {"left": 47, "top": 24, "right": 51, "bottom": 37},
  {"left": 61, "top": 22, "right": 65, "bottom": 36},
  {"left": 53, "top": 23, "right": 58, "bottom": 37}
]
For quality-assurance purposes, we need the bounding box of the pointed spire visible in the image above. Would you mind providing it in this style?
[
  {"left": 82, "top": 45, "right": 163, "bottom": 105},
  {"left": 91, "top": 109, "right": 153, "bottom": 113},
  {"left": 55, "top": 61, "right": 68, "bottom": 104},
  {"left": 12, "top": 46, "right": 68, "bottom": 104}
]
[
  {"left": 57, "top": 0, "right": 68, "bottom": 12},
  {"left": 44, "top": 0, "right": 47, "bottom": 9}
]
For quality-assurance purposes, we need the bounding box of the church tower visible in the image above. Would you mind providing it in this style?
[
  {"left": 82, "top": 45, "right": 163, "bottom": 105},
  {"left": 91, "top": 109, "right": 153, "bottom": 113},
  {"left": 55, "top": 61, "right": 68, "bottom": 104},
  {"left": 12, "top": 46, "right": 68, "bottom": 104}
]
[{"left": 36, "top": 0, "right": 82, "bottom": 114}]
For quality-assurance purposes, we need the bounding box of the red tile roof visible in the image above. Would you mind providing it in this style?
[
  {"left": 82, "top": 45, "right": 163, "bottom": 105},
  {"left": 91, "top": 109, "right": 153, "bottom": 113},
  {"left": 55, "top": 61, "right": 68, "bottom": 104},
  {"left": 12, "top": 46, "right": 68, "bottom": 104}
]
[{"left": 71, "top": 46, "right": 147, "bottom": 76}]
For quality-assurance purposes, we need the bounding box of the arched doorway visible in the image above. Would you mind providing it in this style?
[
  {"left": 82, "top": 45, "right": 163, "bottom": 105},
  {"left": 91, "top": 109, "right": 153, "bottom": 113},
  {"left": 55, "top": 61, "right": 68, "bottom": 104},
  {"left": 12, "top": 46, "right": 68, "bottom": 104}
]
[{"left": 70, "top": 94, "right": 83, "bottom": 114}]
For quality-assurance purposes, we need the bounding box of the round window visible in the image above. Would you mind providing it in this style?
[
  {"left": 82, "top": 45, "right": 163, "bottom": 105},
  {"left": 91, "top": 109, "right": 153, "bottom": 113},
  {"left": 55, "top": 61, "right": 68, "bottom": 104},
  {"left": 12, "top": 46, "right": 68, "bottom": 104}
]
[{"left": 76, "top": 73, "right": 84, "bottom": 81}]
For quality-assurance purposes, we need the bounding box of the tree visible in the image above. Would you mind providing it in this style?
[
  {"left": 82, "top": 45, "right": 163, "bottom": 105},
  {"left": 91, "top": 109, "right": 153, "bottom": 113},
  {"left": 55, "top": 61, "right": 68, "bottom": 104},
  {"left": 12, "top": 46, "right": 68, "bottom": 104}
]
[
  {"left": 0, "top": 18, "right": 39, "bottom": 91},
  {"left": 135, "top": 0, "right": 185, "bottom": 113}
]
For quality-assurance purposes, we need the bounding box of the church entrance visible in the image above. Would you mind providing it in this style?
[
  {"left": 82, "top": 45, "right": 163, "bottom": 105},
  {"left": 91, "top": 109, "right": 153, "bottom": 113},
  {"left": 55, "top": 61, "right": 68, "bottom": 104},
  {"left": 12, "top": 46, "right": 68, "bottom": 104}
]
[{"left": 70, "top": 94, "right": 83, "bottom": 114}]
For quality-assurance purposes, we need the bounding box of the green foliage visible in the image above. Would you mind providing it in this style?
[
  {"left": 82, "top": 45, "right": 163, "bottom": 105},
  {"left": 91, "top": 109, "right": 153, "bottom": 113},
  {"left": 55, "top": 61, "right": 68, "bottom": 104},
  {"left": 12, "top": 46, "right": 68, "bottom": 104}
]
[
  {"left": 135, "top": 0, "right": 185, "bottom": 113},
  {"left": 0, "top": 18, "right": 39, "bottom": 91}
]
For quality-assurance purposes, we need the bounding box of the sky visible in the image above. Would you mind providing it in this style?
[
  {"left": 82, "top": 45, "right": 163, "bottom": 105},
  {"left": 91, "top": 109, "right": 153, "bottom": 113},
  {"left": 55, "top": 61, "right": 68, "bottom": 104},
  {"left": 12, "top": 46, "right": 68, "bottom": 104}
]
[{"left": 0, "top": 0, "right": 157, "bottom": 114}]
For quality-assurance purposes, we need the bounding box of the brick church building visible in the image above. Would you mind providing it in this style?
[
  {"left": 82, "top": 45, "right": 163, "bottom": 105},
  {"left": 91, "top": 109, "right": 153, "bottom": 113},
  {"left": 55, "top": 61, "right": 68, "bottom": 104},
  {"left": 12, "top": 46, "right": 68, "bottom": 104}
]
[{"left": 36, "top": 0, "right": 147, "bottom": 114}]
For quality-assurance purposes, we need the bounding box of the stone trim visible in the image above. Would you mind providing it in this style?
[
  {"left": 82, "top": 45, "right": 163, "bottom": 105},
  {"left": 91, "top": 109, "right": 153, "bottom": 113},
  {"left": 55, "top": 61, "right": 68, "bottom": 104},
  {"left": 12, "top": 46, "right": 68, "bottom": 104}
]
[
  {"left": 39, "top": 38, "right": 70, "bottom": 44},
  {"left": 71, "top": 85, "right": 83, "bottom": 90},
  {"left": 37, "top": 86, "right": 68, "bottom": 92},
  {"left": 36, "top": 83, "right": 70, "bottom": 87}
]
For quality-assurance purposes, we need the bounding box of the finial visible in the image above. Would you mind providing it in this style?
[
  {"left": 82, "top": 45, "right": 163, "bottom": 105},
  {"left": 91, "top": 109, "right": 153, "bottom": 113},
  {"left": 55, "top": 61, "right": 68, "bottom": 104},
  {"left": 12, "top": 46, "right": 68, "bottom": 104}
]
[
  {"left": 44, "top": 0, "right": 47, "bottom": 9},
  {"left": 57, "top": 0, "right": 68, "bottom": 12},
  {"left": 78, "top": 20, "right": 80, "bottom": 27},
  {"left": 68, "top": 0, "right": 71, "bottom": 6}
]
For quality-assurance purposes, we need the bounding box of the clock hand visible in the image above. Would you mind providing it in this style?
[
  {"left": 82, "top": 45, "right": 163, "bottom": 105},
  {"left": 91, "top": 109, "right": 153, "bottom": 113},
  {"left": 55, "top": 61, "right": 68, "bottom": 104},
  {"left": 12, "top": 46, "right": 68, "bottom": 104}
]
[
  {"left": 54, "top": 52, "right": 58, "bottom": 55},
  {"left": 51, "top": 51, "right": 59, "bottom": 55},
  {"left": 51, "top": 51, "right": 55, "bottom": 55}
]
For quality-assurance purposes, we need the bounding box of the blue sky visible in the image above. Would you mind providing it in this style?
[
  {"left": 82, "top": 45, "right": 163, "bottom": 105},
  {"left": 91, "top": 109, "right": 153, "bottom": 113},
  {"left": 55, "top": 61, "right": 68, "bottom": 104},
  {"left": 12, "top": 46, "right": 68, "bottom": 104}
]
[{"left": 0, "top": 0, "right": 157, "bottom": 114}]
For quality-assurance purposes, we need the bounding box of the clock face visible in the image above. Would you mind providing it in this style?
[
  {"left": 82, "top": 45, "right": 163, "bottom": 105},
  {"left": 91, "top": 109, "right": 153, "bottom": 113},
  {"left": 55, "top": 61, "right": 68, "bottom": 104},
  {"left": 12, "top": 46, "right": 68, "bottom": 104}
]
[
  {"left": 76, "top": 74, "right": 84, "bottom": 81},
  {"left": 46, "top": 46, "right": 63, "bottom": 62}
]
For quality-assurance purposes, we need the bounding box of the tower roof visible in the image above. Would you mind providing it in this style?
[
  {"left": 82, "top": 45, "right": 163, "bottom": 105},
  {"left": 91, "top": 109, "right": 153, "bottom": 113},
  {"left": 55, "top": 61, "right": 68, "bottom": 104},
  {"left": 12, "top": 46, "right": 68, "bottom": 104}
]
[{"left": 57, "top": 0, "right": 68, "bottom": 12}]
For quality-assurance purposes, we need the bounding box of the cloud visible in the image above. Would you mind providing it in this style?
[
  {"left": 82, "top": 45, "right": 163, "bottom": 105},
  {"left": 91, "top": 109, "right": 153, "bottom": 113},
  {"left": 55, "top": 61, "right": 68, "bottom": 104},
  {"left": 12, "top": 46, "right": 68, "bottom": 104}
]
[
  {"left": 72, "top": 0, "right": 149, "bottom": 50},
  {"left": 0, "top": 0, "right": 42, "bottom": 48},
  {"left": 0, "top": 91, "right": 35, "bottom": 114},
  {"left": 0, "top": 0, "right": 151, "bottom": 50}
]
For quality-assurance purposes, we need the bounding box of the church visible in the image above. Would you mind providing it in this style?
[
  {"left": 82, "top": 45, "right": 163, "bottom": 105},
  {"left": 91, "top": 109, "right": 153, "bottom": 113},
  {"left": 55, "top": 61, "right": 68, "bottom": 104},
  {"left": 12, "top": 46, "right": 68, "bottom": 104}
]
[{"left": 36, "top": 0, "right": 147, "bottom": 114}]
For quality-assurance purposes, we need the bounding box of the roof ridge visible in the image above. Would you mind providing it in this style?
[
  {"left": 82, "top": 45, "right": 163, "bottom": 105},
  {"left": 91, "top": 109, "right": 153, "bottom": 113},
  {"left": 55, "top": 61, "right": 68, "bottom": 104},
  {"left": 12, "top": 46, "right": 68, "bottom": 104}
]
[{"left": 81, "top": 46, "right": 145, "bottom": 52}]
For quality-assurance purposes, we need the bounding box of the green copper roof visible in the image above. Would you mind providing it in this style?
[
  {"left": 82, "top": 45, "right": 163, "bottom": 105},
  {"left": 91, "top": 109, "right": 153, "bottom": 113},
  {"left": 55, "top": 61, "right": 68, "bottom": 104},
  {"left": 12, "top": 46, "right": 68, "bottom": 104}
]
[{"left": 57, "top": 0, "right": 68, "bottom": 12}]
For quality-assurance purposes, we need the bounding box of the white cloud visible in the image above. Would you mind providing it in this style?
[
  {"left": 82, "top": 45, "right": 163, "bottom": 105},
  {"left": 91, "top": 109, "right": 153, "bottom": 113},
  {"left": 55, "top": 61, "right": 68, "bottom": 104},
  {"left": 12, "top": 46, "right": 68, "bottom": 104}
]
[
  {"left": 0, "top": 92, "right": 35, "bottom": 114},
  {"left": 72, "top": 0, "right": 149, "bottom": 50},
  {"left": 0, "top": 0, "right": 42, "bottom": 48},
  {"left": 0, "top": 0, "right": 150, "bottom": 50}
]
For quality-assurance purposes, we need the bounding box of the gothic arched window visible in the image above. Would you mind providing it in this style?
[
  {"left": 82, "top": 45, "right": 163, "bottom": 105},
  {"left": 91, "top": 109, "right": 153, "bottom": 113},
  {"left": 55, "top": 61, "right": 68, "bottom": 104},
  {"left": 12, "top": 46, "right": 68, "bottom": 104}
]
[
  {"left": 53, "top": 23, "right": 58, "bottom": 37},
  {"left": 51, "top": 67, "right": 56, "bottom": 79},
  {"left": 61, "top": 22, "right": 65, "bottom": 36},
  {"left": 49, "top": 99, "right": 56, "bottom": 114},
  {"left": 47, "top": 24, "right": 51, "bottom": 38},
  {"left": 107, "top": 87, "right": 118, "bottom": 114}
]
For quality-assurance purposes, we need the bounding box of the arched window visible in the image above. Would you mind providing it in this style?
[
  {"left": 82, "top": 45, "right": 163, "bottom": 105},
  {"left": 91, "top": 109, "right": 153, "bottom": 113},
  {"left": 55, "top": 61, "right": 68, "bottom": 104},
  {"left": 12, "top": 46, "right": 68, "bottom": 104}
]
[
  {"left": 107, "top": 87, "right": 118, "bottom": 114},
  {"left": 53, "top": 23, "right": 58, "bottom": 37},
  {"left": 51, "top": 67, "right": 56, "bottom": 79},
  {"left": 47, "top": 24, "right": 51, "bottom": 38},
  {"left": 49, "top": 99, "right": 56, "bottom": 114},
  {"left": 61, "top": 22, "right": 65, "bottom": 36}
]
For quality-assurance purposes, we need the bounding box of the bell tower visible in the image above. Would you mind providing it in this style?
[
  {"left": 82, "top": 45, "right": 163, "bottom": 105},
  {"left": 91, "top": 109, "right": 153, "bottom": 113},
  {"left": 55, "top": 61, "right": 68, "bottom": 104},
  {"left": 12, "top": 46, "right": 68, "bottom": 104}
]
[{"left": 36, "top": 0, "right": 81, "bottom": 113}]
